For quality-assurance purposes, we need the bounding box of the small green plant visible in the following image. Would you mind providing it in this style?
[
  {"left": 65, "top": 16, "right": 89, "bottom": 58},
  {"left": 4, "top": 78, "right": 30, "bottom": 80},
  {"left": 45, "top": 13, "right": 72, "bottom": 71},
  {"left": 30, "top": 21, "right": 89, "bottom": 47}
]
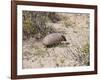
[
  {"left": 60, "top": 58, "right": 65, "bottom": 63},
  {"left": 34, "top": 48, "right": 46, "bottom": 56},
  {"left": 64, "top": 21, "right": 72, "bottom": 28},
  {"left": 81, "top": 43, "right": 89, "bottom": 53},
  {"left": 81, "top": 43, "right": 90, "bottom": 66}
]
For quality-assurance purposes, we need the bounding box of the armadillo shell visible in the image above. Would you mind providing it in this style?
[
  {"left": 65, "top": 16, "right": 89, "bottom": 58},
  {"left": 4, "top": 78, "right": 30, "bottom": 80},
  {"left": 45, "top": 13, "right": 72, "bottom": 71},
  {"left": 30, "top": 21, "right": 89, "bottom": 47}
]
[{"left": 42, "top": 33, "right": 64, "bottom": 46}]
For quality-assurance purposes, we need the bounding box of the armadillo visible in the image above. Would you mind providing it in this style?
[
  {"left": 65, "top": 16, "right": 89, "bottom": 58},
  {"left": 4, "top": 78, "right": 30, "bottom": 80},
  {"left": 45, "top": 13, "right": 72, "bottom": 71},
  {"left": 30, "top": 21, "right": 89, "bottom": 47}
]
[{"left": 42, "top": 33, "right": 66, "bottom": 46}]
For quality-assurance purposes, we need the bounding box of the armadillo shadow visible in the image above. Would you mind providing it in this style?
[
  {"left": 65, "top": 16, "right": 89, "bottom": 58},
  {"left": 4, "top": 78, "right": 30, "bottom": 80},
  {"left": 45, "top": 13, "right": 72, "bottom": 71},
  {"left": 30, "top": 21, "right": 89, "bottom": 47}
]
[{"left": 46, "top": 42, "right": 70, "bottom": 48}]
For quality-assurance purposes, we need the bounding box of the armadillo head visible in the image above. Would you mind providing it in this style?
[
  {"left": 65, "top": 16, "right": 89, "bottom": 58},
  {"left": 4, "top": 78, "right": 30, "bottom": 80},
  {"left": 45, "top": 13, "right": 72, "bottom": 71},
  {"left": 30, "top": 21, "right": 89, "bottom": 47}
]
[{"left": 61, "top": 35, "right": 66, "bottom": 41}]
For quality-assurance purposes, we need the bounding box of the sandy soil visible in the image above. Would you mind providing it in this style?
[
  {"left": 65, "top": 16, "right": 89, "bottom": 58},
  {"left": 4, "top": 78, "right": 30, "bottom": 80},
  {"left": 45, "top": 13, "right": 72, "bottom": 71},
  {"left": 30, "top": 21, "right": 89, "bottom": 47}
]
[{"left": 22, "top": 13, "right": 89, "bottom": 69}]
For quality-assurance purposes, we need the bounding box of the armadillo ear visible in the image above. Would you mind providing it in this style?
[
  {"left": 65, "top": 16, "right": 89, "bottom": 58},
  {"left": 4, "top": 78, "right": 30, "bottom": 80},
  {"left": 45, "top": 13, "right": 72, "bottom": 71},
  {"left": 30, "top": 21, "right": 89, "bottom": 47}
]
[{"left": 61, "top": 35, "right": 66, "bottom": 41}]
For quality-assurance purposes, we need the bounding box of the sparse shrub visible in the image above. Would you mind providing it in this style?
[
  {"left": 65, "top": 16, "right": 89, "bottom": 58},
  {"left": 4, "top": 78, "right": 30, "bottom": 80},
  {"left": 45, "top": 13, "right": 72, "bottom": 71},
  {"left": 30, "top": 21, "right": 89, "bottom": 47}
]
[
  {"left": 48, "top": 12, "right": 60, "bottom": 23},
  {"left": 23, "top": 11, "right": 60, "bottom": 40}
]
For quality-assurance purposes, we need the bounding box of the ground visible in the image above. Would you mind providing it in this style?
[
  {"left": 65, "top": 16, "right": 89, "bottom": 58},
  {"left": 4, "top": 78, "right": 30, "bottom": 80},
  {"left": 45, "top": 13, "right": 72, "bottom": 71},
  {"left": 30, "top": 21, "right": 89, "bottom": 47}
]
[{"left": 22, "top": 13, "right": 89, "bottom": 69}]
